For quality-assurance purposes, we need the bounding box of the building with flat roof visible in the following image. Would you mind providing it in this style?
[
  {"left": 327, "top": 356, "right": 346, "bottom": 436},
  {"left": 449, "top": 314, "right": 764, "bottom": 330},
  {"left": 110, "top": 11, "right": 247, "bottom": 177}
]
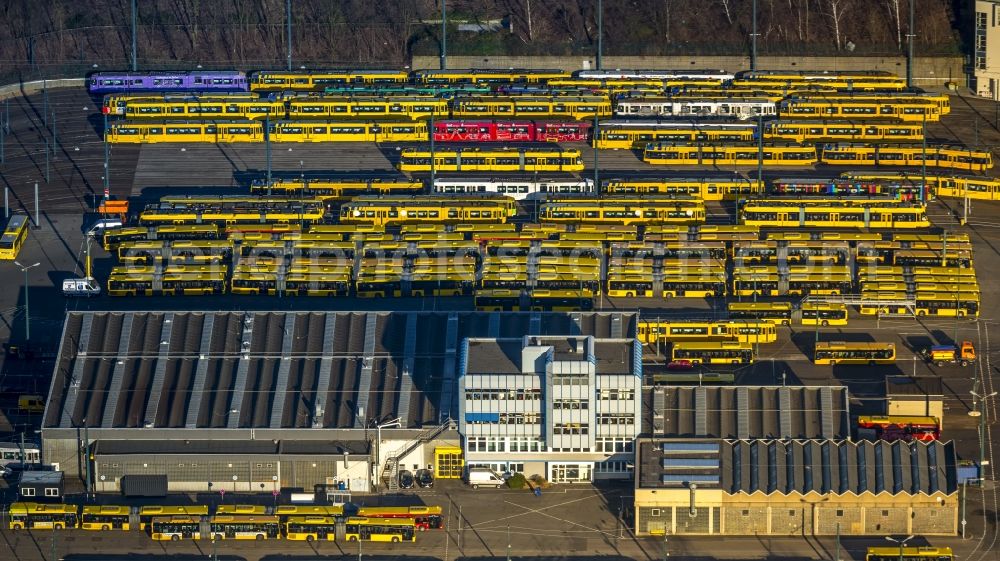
[
  {"left": 633, "top": 437, "right": 958, "bottom": 536},
  {"left": 459, "top": 335, "right": 641, "bottom": 482},
  {"left": 976, "top": 1, "right": 1000, "bottom": 98}
]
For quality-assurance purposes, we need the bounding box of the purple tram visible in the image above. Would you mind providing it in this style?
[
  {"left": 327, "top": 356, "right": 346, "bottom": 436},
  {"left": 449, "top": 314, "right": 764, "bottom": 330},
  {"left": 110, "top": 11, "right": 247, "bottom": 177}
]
[{"left": 87, "top": 71, "right": 249, "bottom": 94}]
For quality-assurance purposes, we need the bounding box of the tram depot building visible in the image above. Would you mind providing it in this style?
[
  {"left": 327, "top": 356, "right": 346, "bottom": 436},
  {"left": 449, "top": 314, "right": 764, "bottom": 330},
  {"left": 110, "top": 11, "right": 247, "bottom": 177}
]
[{"left": 40, "top": 310, "right": 960, "bottom": 535}]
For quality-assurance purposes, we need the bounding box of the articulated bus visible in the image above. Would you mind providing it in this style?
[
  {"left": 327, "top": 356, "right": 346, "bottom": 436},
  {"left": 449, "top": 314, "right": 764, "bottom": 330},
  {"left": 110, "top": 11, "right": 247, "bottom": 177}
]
[
  {"left": 9, "top": 503, "right": 78, "bottom": 530},
  {"left": 0, "top": 213, "right": 29, "bottom": 260},
  {"left": 821, "top": 144, "right": 993, "bottom": 172},
  {"left": 739, "top": 199, "right": 930, "bottom": 229},
  {"left": 249, "top": 70, "right": 410, "bottom": 91},
  {"left": 344, "top": 517, "right": 416, "bottom": 542},
  {"left": 650, "top": 371, "right": 736, "bottom": 385},
  {"left": 637, "top": 320, "right": 777, "bottom": 344},
  {"left": 778, "top": 98, "right": 941, "bottom": 121},
  {"left": 81, "top": 505, "right": 131, "bottom": 530},
  {"left": 209, "top": 515, "right": 281, "bottom": 540},
  {"left": 451, "top": 95, "right": 612, "bottom": 120},
  {"left": 866, "top": 547, "right": 952, "bottom": 561},
  {"left": 148, "top": 516, "right": 202, "bottom": 541},
  {"left": 801, "top": 302, "right": 849, "bottom": 326},
  {"left": 356, "top": 506, "right": 444, "bottom": 530},
  {"left": 763, "top": 120, "right": 924, "bottom": 143},
  {"left": 398, "top": 148, "right": 584, "bottom": 173},
  {"left": 727, "top": 301, "right": 793, "bottom": 325},
  {"left": 671, "top": 341, "right": 755, "bottom": 365},
  {"left": 286, "top": 96, "right": 448, "bottom": 119},
  {"left": 813, "top": 342, "right": 896, "bottom": 365},
  {"left": 857, "top": 415, "right": 940, "bottom": 442},
  {"left": 538, "top": 198, "right": 706, "bottom": 226},
  {"left": 339, "top": 196, "right": 517, "bottom": 226},
  {"left": 643, "top": 142, "right": 818, "bottom": 166},
  {"left": 602, "top": 177, "right": 763, "bottom": 200},
  {"left": 285, "top": 516, "right": 338, "bottom": 541},
  {"left": 593, "top": 120, "right": 756, "bottom": 148}
]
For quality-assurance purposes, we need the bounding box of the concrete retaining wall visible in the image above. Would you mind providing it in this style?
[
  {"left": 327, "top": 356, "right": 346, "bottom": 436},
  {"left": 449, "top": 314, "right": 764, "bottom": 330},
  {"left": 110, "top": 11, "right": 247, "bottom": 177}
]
[
  {"left": 413, "top": 56, "right": 966, "bottom": 86},
  {"left": 0, "top": 78, "right": 84, "bottom": 100}
]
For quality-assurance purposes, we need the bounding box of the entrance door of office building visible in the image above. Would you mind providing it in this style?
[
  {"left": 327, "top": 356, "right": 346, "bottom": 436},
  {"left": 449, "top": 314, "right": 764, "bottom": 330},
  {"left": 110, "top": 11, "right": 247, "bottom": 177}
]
[{"left": 550, "top": 463, "right": 592, "bottom": 483}]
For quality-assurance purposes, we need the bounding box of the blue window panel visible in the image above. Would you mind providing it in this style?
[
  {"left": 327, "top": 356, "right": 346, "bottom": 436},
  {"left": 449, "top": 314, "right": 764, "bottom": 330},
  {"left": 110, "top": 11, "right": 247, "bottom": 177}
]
[
  {"left": 662, "top": 474, "right": 720, "bottom": 484},
  {"left": 465, "top": 412, "right": 500, "bottom": 423},
  {"left": 662, "top": 458, "right": 719, "bottom": 468}
]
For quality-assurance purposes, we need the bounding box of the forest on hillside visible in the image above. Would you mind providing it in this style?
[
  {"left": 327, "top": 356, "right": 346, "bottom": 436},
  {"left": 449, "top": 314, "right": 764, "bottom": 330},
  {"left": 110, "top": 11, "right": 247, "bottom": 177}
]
[{"left": 0, "top": 0, "right": 964, "bottom": 76}]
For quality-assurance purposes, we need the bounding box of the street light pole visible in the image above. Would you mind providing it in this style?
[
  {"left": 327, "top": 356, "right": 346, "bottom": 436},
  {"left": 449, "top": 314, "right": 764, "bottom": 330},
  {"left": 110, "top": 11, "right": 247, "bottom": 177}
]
[
  {"left": 440, "top": 0, "right": 447, "bottom": 70},
  {"left": 286, "top": 0, "right": 292, "bottom": 71},
  {"left": 971, "top": 390, "right": 998, "bottom": 474},
  {"left": 885, "top": 535, "right": 914, "bottom": 561},
  {"left": 596, "top": 0, "right": 603, "bottom": 70},
  {"left": 14, "top": 261, "right": 40, "bottom": 342}
]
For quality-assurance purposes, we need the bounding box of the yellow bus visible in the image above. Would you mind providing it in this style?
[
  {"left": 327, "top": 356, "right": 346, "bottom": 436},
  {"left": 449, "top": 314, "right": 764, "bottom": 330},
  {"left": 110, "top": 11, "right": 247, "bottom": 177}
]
[
  {"left": 208, "top": 515, "right": 281, "bottom": 540},
  {"left": 731, "top": 273, "right": 780, "bottom": 297},
  {"left": 273, "top": 505, "right": 344, "bottom": 519},
  {"left": 778, "top": 98, "right": 941, "bottom": 121},
  {"left": 340, "top": 196, "right": 517, "bottom": 227},
  {"left": 285, "top": 516, "right": 337, "bottom": 541},
  {"left": 602, "top": 177, "right": 763, "bottom": 201},
  {"left": 914, "top": 291, "right": 980, "bottom": 317},
  {"left": 593, "top": 120, "right": 756, "bottom": 148},
  {"left": 356, "top": 506, "right": 445, "bottom": 530},
  {"left": 643, "top": 142, "right": 818, "bottom": 166},
  {"left": 0, "top": 213, "right": 29, "bottom": 260},
  {"left": 671, "top": 341, "right": 755, "bottom": 365},
  {"left": 344, "top": 517, "right": 417, "bottom": 542},
  {"left": 216, "top": 505, "right": 267, "bottom": 515},
  {"left": 786, "top": 273, "right": 853, "bottom": 296},
  {"left": 81, "top": 505, "right": 130, "bottom": 531},
  {"left": 893, "top": 249, "right": 972, "bottom": 268},
  {"left": 727, "top": 301, "right": 793, "bottom": 325},
  {"left": 538, "top": 198, "right": 706, "bottom": 226},
  {"left": 474, "top": 288, "right": 523, "bottom": 311},
  {"left": 865, "top": 547, "right": 953, "bottom": 561},
  {"left": 398, "top": 148, "right": 585, "bottom": 173},
  {"left": 355, "top": 275, "right": 403, "bottom": 298},
  {"left": 739, "top": 200, "right": 929, "bottom": 229},
  {"left": 606, "top": 273, "right": 654, "bottom": 297},
  {"left": 287, "top": 96, "right": 447, "bottom": 119},
  {"left": 250, "top": 70, "right": 410, "bottom": 90},
  {"left": 813, "top": 342, "right": 895, "bottom": 365},
  {"left": 148, "top": 516, "right": 202, "bottom": 541},
  {"left": 9, "top": 503, "right": 78, "bottom": 530},
  {"left": 662, "top": 274, "right": 727, "bottom": 298},
  {"left": 763, "top": 120, "right": 924, "bottom": 143},
  {"left": 451, "top": 95, "right": 611, "bottom": 119},
  {"left": 638, "top": 320, "right": 777, "bottom": 344},
  {"left": 821, "top": 144, "right": 993, "bottom": 172},
  {"left": 529, "top": 289, "right": 594, "bottom": 311},
  {"left": 139, "top": 505, "right": 209, "bottom": 530},
  {"left": 858, "top": 291, "right": 911, "bottom": 316},
  {"left": 801, "top": 302, "right": 849, "bottom": 326}
]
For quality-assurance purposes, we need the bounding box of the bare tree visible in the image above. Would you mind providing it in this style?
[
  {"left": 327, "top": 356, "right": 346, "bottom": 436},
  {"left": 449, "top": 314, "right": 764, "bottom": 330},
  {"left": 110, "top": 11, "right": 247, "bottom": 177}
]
[
  {"left": 719, "top": 0, "right": 734, "bottom": 25},
  {"left": 883, "top": 0, "right": 902, "bottom": 50},
  {"left": 824, "top": 0, "right": 848, "bottom": 51}
]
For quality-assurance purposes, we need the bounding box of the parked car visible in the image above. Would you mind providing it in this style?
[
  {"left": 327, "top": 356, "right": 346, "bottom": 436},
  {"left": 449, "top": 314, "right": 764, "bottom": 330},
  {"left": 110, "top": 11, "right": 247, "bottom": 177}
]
[
  {"left": 398, "top": 470, "right": 415, "bottom": 489},
  {"left": 416, "top": 469, "right": 434, "bottom": 488},
  {"left": 666, "top": 359, "right": 694, "bottom": 371}
]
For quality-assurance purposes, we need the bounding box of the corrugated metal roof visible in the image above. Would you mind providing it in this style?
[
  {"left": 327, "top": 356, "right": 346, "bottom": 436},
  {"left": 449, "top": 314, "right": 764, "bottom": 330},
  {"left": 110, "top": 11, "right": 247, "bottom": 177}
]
[
  {"left": 45, "top": 311, "right": 636, "bottom": 431},
  {"left": 648, "top": 386, "right": 850, "bottom": 439},
  {"left": 717, "top": 439, "right": 957, "bottom": 496}
]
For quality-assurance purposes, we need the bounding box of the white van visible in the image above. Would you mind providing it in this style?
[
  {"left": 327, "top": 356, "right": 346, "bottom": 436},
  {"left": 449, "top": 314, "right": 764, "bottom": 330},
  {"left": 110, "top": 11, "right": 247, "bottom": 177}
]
[
  {"left": 466, "top": 467, "right": 506, "bottom": 489},
  {"left": 62, "top": 278, "right": 101, "bottom": 297},
  {"left": 87, "top": 218, "right": 122, "bottom": 236}
]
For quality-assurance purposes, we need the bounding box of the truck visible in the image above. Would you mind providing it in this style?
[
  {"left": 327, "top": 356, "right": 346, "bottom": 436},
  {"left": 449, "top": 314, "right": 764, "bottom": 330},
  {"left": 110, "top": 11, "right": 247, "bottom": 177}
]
[
  {"left": 922, "top": 341, "right": 976, "bottom": 366},
  {"left": 62, "top": 278, "right": 101, "bottom": 297}
]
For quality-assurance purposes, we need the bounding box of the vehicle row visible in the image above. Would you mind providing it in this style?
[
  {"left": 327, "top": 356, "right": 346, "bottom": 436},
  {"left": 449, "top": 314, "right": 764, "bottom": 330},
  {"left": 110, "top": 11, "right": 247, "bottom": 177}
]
[{"left": 88, "top": 69, "right": 909, "bottom": 94}]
